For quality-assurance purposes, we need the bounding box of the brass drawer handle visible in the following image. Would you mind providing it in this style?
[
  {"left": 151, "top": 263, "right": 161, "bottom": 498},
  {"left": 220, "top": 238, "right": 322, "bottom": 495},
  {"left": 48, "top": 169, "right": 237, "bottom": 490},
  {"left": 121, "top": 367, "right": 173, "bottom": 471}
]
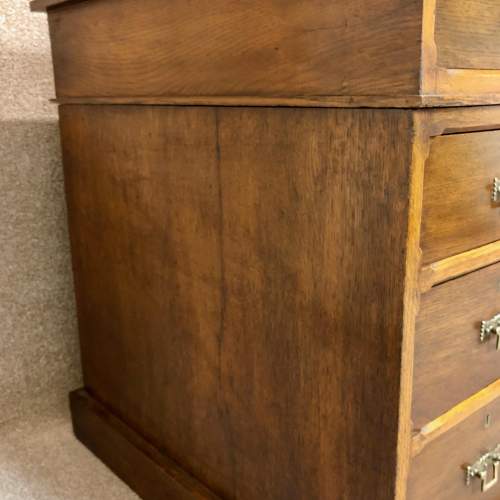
[
  {"left": 465, "top": 445, "right": 500, "bottom": 492},
  {"left": 481, "top": 314, "right": 500, "bottom": 350},
  {"left": 493, "top": 178, "right": 500, "bottom": 203}
]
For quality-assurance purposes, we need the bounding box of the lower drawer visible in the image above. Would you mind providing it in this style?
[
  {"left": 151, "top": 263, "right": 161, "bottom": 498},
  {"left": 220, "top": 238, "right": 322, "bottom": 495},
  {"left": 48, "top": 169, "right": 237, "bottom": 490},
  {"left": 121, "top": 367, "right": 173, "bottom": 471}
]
[
  {"left": 408, "top": 390, "right": 500, "bottom": 499},
  {"left": 413, "top": 262, "right": 500, "bottom": 428}
]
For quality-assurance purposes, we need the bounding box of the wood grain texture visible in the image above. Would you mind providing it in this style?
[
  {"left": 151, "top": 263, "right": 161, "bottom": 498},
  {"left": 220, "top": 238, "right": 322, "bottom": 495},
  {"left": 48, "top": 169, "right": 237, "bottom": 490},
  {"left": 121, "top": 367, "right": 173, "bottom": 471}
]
[
  {"left": 434, "top": 68, "right": 500, "bottom": 98},
  {"left": 421, "top": 130, "right": 500, "bottom": 265},
  {"left": 420, "top": 240, "right": 500, "bottom": 292},
  {"left": 420, "top": 0, "right": 500, "bottom": 99},
  {"left": 60, "top": 104, "right": 416, "bottom": 500},
  {"left": 44, "top": 0, "right": 422, "bottom": 100},
  {"left": 436, "top": 0, "right": 500, "bottom": 70},
  {"left": 34, "top": 0, "right": 500, "bottom": 105},
  {"left": 394, "top": 112, "right": 429, "bottom": 500},
  {"left": 408, "top": 388, "right": 500, "bottom": 499},
  {"left": 413, "top": 263, "right": 500, "bottom": 429},
  {"left": 50, "top": 94, "right": 500, "bottom": 108},
  {"left": 423, "top": 105, "right": 500, "bottom": 136},
  {"left": 412, "top": 380, "right": 500, "bottom": 457},
  {"left": 70, "top": 390, "right": 221, "bottom": 500}
]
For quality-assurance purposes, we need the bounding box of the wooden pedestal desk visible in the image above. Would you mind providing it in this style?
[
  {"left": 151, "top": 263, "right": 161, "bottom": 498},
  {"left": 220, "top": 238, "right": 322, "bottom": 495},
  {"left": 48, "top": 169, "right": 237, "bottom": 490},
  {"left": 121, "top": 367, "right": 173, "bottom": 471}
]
[{"left": 32, "top": 1, "right": 500, "bottom": 498}]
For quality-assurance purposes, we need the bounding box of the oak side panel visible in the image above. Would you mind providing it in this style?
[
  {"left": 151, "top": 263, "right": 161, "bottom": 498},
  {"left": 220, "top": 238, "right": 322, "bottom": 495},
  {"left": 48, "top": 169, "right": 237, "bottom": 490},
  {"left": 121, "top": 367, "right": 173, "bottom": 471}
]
[
  {"left": 413, "top": 263, "right": 500, "bottom": 429},
  {"left": 436, "top": 0, "right": 500, "bottom": 70},
  {"left": 60, "top": 105, "right": 415, "bottom": 500},
  {"left": 46, "top": 0, "right": 422, "bottom": 99},
  {"left": 421, "top": 130, "right": 500, "bottom": 265}
]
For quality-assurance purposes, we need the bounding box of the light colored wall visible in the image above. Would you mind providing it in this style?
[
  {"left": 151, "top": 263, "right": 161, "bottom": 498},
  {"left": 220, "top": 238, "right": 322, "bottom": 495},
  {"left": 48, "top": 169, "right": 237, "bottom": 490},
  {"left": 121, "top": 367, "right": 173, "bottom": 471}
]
[{"left": 0, "top": 0, "right": 81, "bottom": 424}]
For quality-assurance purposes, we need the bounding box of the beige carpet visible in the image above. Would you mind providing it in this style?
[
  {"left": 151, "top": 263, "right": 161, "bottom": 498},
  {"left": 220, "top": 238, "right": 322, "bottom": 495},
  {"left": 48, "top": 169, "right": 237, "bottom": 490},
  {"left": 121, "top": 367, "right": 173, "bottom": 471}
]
[
  {"left": 1, "top": 0, "right": 82, "bottom": 425},
  {"left": 0, "top": 2, "right": 139, "bottom": 498},
  {"left": 0, "top": 403, "right": 139, "bottom": 500}
]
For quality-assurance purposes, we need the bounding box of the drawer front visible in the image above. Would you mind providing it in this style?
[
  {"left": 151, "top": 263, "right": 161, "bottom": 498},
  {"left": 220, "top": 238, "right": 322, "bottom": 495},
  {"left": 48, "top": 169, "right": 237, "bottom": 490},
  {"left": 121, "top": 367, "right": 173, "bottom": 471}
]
[
  {"left": 408, "top": 394, "right": 500, "bottom": 499},
  {"left": 422, "top": 130, "right": 500, "bottom": 264},
  {"left": 436, "top": 0, "right": 500, "bottom": 70},
  {"left": 413, "top": 263, "right": 500, "bottom": 429}
]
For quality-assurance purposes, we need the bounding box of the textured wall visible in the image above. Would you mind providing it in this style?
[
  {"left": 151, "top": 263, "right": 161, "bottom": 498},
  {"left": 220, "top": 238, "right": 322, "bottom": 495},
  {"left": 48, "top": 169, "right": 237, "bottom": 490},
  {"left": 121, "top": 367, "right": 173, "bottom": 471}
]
[{"left": 0, "top": 0, "right": 81, "bottom": 424}]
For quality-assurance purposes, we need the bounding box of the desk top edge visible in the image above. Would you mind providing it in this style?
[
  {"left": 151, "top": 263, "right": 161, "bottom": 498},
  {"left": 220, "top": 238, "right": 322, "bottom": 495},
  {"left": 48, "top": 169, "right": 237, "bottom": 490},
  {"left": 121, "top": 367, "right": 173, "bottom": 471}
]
[
  {"left": 31, "top": 0, "right": 86, "bottom": 12},
  {"left": 51, "top": 95, "right": 500, "bottom": 109}
]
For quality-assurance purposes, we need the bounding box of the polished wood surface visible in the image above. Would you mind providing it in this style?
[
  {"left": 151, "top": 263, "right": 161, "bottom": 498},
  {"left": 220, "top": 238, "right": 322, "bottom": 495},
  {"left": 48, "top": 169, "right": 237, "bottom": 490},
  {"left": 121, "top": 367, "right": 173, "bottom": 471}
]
[
  {"left": 408, "top": 389, "right": 500, "bottom": 499},
  {"left": 71, "top": 390, "right": 221, "bottom": 500},
  {"left": 44, "top": 0, "right": 421, "bottom": 101},
  {"left": 421, "top": 0, "right": 500, "bottom": 99},
  {"left": 436, "top": 0, "right": 500, "bottom": 70},
  {"left": 423, "top": 105, "right": 500, "bottom": 136},
  {"left": 50, "top": 94, "right": 500, "bottom": 109},
  {"left": 421, "top": 130, "right": 500, "bottom": 265},
  {"left": 60, "top": 104, "right": 417, "bottom": 500},
  {"left": 394, "top": 112, "right": 430, "bottom": 500},
  {"left": 412, "top": 380, "right": 500, "bottom": 457},
  {"left": 32, "top": 0, "right": 500, "bottom": 106},
  {"left": 413, "top": 263, "right": 500, "bottom": 428},
  {"left": 32, "top": 0, "right": 500, "bottom": 495},
  {"left": 419, "top": 240, "right": 500, "bottom": 292}
]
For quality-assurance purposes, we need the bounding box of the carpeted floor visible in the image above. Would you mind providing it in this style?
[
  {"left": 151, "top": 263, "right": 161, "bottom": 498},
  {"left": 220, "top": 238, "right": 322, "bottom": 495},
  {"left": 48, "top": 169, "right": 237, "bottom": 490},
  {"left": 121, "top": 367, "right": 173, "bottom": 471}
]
[
  {"left": 0, "top": 2, "right": 140, "bottom": 498},
  {"left": 0, "top": 402, "right": 138, "bottom": 500}
]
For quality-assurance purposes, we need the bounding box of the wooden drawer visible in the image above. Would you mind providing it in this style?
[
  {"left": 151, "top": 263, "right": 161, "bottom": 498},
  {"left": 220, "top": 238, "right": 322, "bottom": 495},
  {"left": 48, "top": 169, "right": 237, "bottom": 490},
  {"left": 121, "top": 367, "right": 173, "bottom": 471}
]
[
  {"left": 436, "top": 0, "right": 500, "bottom": 71},
  {"left": 421, "top": 130, "right": 500, "bottom": 264},
  {"left": 431, "top": 0, "right": 500, "bottom": 98},
  {"left": 413, "top": 263, "right": 500, "bottom": 429},
  {"left": 409, "top": 388, "right": 500, "bottom": 499}
]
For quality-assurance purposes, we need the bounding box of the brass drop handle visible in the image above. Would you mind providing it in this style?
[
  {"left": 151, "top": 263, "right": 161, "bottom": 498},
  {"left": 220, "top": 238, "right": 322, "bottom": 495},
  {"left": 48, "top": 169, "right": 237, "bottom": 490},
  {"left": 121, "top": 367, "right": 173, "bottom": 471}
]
[
  {"left": 492, "top": 178, "right": 500, "bottom": 203},
  {"left": 465, "top": 445, "right": 500, "bottom": 492},
  {"left": 481, "top": 314, "right": 500, "bottom": 350}
]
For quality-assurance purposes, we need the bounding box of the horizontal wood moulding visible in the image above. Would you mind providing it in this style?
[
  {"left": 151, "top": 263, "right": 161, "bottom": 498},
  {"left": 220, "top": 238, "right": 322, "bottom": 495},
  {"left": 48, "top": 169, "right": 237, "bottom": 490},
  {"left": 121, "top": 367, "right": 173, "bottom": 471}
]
[
  {"left": 49, "top": 94, "right": 500, "bottom": 108},
  {"left": 409, "top": 380, "right": 500, "bottom": 499},
  {"left": 31, "top": 0, "right": 500, "bottom": 106},
  {"left": 411, "top": 379, "right": 500, "bottom": 457},
  {"left": 420, "top": 241, "right": 500, "bottom": 292},
  {"left": 70, "top": 389, "right": 221, "bottom": 499}
]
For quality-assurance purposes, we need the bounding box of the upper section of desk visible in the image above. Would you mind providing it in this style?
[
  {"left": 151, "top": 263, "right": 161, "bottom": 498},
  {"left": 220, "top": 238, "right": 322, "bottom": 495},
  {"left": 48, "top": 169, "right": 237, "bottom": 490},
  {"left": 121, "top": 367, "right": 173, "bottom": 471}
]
[{"left": 31, "top": 0, "right": 500, "bottom": 108}]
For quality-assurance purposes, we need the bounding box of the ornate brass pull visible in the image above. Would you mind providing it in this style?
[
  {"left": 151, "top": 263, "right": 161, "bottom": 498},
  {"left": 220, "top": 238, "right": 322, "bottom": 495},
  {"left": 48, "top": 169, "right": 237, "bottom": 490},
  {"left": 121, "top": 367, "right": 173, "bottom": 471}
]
[
  {"left": 492, "top": 178, "right": 500, "bottom": 203},
  {"left": 481, "top": 314, "right": 500, "bottom": 350},
  {"left": 465, "top": 445, "right": 500, "bottom": 492}
]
